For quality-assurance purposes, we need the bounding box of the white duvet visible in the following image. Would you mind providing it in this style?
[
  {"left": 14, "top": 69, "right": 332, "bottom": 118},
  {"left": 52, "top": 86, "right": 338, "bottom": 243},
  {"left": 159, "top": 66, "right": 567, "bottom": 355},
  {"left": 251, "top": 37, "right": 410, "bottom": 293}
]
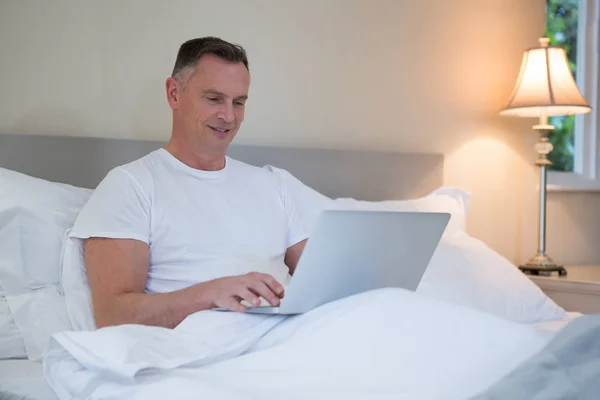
[{"left": 44, "top": 288, "right": 553, "bottom": 400}]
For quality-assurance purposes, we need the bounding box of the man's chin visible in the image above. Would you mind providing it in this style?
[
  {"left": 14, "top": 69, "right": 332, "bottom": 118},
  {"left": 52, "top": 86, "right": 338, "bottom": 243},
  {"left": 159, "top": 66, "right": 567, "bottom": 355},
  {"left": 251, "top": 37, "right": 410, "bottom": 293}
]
[{"left": 205, "top": 133, "right": 236, "bottom": 152}]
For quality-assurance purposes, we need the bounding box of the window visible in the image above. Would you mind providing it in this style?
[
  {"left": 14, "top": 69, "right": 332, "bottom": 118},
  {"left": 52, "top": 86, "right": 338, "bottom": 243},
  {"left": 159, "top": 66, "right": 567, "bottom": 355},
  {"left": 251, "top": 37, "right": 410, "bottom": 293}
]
[
  {"left": 546, "top": 0, "right": 600, "bottom": 190},
  {"left": 546, "top": 0, "right": 579, "bottom": 172}
]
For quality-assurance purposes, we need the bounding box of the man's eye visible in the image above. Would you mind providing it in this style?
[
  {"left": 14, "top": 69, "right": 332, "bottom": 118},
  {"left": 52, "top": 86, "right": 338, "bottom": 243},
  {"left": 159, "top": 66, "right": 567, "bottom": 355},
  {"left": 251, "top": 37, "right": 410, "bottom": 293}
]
[
  {"left": 234, "top": 102, "right": 245, "bottom": 107},
  {"left": 207, "top": 98, "right": 219, "bottom": 102}
]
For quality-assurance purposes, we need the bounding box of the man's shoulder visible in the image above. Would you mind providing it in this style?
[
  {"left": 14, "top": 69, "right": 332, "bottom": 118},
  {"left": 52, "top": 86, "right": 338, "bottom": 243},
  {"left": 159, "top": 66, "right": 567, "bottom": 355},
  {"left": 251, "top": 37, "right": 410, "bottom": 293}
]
[{"left": 103, "top": 149, "right": 164, "bottom": 191}]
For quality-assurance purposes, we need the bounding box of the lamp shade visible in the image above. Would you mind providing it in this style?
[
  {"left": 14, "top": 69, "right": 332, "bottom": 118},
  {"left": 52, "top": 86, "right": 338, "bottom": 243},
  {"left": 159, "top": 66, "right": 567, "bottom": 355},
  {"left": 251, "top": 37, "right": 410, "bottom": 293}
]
[{"left": 500, "top": 38, "right": 591, "bottom": 118}]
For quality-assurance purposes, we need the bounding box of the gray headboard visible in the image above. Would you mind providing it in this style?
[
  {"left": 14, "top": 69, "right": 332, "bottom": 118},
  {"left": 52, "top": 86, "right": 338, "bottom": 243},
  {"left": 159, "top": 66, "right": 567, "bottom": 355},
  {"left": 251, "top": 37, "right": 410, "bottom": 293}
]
[{"left": 0, "top": 133, "right": 443, "bottom": 200}]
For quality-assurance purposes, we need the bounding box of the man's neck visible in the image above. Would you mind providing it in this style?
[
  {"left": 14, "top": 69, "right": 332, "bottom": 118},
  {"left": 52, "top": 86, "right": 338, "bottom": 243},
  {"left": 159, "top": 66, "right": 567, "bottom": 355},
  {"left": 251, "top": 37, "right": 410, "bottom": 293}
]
[{"left": 164, "top": 139, "right": 226, "bottom": 171}]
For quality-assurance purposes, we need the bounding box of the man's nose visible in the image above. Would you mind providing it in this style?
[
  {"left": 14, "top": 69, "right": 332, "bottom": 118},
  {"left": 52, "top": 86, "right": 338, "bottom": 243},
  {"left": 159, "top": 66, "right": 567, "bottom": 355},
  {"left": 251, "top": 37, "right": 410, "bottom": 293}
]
[{"left": 218, "top": 103, "right": 235, "bottom": 123}]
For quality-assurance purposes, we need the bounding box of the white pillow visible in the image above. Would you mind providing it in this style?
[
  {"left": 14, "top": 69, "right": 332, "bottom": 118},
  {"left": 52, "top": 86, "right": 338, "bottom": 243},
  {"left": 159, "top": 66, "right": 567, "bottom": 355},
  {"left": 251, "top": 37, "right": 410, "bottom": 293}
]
[
  {"left": 417, "top": 232, "right": 566, "bottom": 323},
  {"left": 263, "top": 166, "right": 565, "bottom": 324},
  {"left": 332, "top": 188, "right": 469, "bottom": 238},
  {"left": 264, "top": 164, "right": 469, "bottom": 236},
  {"left": 0, "top": 168, "right": 92, "bottom": 359}
]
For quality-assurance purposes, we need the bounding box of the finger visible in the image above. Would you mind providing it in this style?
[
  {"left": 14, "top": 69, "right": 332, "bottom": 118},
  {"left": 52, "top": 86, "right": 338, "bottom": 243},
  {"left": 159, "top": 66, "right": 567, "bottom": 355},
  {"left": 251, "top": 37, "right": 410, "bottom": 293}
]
[
  {"left": 219, "top": 297, "right": 246, "bottom": 313},
  {"left": 260, "top": 274, "right": 285, "bottom": 298},
  {"left": 236, "top": 287, "right": 261, "bottom": 307},
  {"left": 247, "top": 280, "right": 281, "bottom": 307},
  {"left": 248, "top": 272, "right": 285, "bottom": 297}
]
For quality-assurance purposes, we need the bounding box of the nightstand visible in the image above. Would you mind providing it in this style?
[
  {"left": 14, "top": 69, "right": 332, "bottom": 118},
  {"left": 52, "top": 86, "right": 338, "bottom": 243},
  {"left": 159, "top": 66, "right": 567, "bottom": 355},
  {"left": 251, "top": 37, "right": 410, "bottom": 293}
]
[{"left": 528, "top": 266, "right": 600, "bottom": 314}]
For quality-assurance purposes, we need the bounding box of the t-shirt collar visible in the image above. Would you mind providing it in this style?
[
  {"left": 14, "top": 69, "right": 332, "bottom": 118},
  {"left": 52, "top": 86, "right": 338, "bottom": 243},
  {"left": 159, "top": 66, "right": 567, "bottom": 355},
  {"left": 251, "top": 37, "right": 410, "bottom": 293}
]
[{"left": 157, "top": 148, "right": 229, "bottom": 181}]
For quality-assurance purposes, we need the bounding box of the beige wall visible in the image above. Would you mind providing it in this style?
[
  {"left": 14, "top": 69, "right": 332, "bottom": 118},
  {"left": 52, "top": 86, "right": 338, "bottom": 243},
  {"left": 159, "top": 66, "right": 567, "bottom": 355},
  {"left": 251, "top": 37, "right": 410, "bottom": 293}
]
[{"left": 1, "top": 0, "right": 598, "bottom": 265}]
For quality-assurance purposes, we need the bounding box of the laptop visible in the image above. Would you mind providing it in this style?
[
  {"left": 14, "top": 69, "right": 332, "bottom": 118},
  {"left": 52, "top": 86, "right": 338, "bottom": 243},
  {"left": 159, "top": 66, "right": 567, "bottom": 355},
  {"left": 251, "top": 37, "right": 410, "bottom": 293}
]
[{"left": 216, "top": 210, "right": 450, "bottom": 315}]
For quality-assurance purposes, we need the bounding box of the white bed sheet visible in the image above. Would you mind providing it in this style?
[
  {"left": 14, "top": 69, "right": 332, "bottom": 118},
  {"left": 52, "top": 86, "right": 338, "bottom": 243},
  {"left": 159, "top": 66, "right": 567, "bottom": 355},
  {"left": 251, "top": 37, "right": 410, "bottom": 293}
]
[
  {"left": 0, "top": 360, "right": 57, "bottom": 400},
  {"left": 44, "top": 289, "right": 588, "bottom": 400},
  {"left": 0, "top": 311, "right": 583, "bottom": 400}
]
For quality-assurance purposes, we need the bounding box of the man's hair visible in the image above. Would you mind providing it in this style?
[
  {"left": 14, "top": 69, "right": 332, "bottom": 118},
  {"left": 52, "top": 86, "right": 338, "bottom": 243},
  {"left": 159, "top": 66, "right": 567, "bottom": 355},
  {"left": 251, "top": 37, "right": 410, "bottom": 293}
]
[{"left": 171, "top": 37, "right": 249, "bottom": 87}]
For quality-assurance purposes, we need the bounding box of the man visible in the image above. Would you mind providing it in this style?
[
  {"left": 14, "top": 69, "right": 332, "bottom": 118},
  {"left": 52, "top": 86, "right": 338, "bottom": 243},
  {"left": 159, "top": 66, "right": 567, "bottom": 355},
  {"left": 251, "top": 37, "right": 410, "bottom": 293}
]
[{"left": 71, "top": 37, "right": 308, "bottom": 329}]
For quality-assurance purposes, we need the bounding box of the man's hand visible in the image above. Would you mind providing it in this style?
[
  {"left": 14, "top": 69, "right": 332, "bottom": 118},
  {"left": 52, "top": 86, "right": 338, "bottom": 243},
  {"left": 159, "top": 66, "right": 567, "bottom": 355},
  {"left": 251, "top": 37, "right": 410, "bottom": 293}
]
[{"left": 206, "top": 272, "right": 285, "bottom": 312}]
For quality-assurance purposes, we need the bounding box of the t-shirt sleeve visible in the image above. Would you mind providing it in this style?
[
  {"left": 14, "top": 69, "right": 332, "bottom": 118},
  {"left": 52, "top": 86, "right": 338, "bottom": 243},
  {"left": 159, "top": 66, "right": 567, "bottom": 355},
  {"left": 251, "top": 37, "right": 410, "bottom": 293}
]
[
  {"left": 70, "top": 167, "right": 151, "bottom": 244},
  {"left": 277, "top": 173, "right": 310, "bottom": 249}
]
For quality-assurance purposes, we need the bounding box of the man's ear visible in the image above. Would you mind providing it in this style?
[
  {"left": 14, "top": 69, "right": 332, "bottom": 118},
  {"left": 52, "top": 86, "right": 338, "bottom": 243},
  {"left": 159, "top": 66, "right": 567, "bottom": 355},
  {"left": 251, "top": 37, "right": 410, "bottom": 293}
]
[{"left": 165, "top": 77, "right": 180, "bottom": 110}]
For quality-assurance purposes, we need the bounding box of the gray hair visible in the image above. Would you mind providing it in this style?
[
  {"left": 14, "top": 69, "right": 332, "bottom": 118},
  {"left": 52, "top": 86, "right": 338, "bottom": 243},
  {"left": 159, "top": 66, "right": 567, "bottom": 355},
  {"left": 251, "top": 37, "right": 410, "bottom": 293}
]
[{"left": 171, "top": 37, "right": 249, "bottom": 88}]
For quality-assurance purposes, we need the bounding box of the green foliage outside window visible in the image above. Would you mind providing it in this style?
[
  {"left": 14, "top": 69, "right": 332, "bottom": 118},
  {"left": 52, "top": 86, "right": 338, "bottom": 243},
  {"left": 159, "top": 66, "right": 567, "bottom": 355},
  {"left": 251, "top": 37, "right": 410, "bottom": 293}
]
[{"left": 545, "top": 0, "right": 579, "bottom": 172}]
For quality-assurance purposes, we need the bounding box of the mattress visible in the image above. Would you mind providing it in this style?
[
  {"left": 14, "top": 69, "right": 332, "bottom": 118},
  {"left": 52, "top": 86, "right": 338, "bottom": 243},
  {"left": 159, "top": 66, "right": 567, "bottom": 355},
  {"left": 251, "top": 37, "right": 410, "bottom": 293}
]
[
  {"left": 0, "top": 359, "right": 57, "bottom": 400},
  {"left": 0, "top": 312, "right": 584, "bottom": 400}
]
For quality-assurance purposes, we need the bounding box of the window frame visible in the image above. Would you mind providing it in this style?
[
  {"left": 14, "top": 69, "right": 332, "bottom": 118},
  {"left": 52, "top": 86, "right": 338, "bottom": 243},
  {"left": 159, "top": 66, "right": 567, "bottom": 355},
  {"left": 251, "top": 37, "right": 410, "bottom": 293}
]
[{"left": 548, "top": 0, "right": 600, "bottom": 191}]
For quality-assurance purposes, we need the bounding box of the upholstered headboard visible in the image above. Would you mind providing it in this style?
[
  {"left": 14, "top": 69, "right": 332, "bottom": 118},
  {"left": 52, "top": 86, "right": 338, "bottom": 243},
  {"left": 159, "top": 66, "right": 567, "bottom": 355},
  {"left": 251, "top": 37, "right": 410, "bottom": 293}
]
[{"left": 0, "top": 133, "right": 443, "bottom": 200}]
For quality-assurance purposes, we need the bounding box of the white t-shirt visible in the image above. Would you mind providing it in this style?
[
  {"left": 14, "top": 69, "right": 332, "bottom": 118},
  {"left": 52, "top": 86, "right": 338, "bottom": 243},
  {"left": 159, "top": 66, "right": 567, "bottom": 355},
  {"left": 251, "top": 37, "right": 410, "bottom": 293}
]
[{"left": 70, "top": 148, "right": 309, "bottom": 294}]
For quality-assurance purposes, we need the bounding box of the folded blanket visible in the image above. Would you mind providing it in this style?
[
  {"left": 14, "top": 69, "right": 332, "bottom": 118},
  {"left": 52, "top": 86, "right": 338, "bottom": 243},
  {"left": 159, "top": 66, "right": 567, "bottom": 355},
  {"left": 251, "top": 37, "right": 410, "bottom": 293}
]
[{"left": 44, "top": 288, "right": 554, "bottom": 400}]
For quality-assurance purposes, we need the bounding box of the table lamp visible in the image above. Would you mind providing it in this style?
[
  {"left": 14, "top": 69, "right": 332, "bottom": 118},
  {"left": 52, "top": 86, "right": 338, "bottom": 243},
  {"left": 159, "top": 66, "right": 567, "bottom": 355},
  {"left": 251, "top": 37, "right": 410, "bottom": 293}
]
[{"left": 500, "top": 37, "right": 591, "bottom": 276}]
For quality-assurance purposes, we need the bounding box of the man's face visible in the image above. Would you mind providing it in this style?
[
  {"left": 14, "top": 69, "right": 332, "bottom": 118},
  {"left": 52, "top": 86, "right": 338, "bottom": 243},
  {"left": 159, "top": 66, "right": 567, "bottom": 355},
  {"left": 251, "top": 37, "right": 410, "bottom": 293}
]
[{"left": 170, "top": 54, "right": 250, "bottom": 155}]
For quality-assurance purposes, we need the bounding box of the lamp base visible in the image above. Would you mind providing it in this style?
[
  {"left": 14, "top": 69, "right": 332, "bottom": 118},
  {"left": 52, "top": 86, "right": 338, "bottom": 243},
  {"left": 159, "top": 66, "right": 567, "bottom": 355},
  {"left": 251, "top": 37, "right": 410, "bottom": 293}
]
[{"left": 519, "top": 254, "right": 567, "bottom": 276}]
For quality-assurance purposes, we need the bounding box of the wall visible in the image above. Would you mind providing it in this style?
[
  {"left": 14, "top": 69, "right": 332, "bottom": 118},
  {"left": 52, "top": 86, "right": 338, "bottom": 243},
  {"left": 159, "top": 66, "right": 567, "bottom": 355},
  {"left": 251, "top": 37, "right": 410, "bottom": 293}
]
[{"left": 1, "top": 0, "right": 598, "bottom": 265}]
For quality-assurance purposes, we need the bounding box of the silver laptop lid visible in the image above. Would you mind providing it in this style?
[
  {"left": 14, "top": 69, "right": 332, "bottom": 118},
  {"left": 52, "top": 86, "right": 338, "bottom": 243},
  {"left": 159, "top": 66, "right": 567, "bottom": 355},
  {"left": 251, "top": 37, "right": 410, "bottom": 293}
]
[{"left": 274, "top": 210, "right": 450, "bottom": 314}]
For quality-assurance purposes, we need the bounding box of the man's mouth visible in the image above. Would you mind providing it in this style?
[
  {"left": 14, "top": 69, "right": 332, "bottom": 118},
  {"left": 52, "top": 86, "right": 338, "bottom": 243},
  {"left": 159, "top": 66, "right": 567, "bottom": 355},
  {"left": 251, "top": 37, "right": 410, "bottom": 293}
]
[
  {"left": 208, "top": 125, "right": 231, "bottom": 137},
  {"left": 208, "top": 126, "right": 230, "bottom": 132}
]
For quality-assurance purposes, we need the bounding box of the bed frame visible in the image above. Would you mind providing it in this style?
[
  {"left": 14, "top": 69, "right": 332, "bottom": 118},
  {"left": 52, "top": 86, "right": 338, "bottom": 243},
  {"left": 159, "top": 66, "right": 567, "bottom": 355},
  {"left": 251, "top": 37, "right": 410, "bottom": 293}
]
[{"left": 0, "top": 133, "right": 443, "bottom": 200}]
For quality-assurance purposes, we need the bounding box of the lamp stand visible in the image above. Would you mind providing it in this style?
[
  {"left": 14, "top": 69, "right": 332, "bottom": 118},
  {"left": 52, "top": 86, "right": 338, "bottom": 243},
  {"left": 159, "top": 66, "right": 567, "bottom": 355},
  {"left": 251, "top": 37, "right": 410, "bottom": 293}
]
[{"left": 519, "top": 111, "right": 567, "bottom": 277}]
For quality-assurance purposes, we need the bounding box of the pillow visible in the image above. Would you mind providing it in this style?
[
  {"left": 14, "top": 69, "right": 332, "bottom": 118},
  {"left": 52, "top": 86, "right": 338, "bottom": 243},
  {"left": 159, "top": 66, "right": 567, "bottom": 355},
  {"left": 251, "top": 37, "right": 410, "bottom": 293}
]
[
  {"left": 264, "top": 164, "right": 469, "bottom": 236},
  {"left": 417, "top": 232, "right": 566, "bottom": 324},
  {"left": 0, "top": 168, "right": 92, "bottom": 359},
  {"left": 331, "top": 188, "right": 469, "bottom": 238},
  {"left": 263, "top": 165, "right": 565, "bottom": 324}
]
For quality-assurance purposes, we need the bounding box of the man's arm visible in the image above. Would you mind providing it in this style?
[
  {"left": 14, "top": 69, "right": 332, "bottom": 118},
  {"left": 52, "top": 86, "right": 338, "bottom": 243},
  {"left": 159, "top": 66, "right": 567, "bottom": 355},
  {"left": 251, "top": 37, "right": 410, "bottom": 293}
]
[
  {"left": 284, "top": 238, "right": 307, "bottom": 276},
  {"left": 85, "top": 238, "right": 212, "bottom": 328},
  {"left": 85, "top": 238, "right": 286, "bottom": 329}
]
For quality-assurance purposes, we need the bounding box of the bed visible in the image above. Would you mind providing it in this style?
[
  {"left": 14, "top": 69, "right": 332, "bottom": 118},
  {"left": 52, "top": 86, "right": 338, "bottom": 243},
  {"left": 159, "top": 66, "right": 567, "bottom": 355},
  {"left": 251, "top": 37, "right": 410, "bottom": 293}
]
[
  {"left": 0, "top": 314, "right": 585, "bottom": 400},
  {"left": 0, "top": 133, "right": 595, "bottom": 400}
]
